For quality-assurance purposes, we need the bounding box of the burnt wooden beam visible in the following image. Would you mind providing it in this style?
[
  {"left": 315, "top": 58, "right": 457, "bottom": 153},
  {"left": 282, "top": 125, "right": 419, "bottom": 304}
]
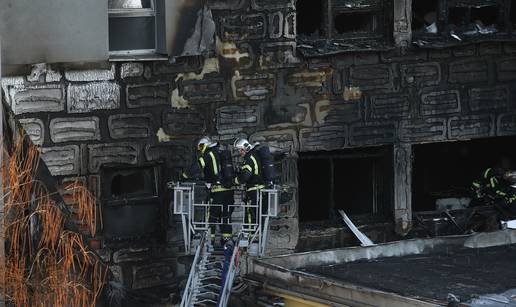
[
  {"left": 394, "top": 143, "right": 412, "bottom": 236},
  {"left": 393, "top": 0, "right": 412, "bottom": 49}
]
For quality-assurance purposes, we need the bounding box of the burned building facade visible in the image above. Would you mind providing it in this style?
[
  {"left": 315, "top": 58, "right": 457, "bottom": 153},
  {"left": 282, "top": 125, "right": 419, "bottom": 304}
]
[{"left": 2, "top": 0, "right": 516, "bottom": 297}]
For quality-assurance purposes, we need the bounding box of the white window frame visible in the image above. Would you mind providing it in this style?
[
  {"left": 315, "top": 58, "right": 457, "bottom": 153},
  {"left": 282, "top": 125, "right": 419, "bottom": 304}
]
[{"left": 108, "top": 0, "right": 158, "bottom": 56}]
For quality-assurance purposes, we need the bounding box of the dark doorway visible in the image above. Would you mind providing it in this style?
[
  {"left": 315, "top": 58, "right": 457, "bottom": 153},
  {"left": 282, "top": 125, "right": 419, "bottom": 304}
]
[
  {"left": 413, "top": 136, "right": 516, "bottom": 212},
  {"left": 298, "top": 146, "right": 393, "bottom": 223}
]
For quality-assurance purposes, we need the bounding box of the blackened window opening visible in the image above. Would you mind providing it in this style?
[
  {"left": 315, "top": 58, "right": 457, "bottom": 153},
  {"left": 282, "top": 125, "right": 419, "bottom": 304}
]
[
  {"left": 298, "top": 148, "right": 393, "bottom": 223},
  {"left": 448, "top": 7, "right": 469, "bottom": 26},
  {"left": 471, "top": 6, "right": 498, "bottom": 26},
  {"left": 413, "top": 136, "right": 516, "bottom": 212},
  {"left": 334, "top": 12, "right": 376, "bottom": 34},
  {"left": 298, "top": 158, "right": 331, "bottom": 222},
  {"left": 103, "top": 166, "right": 158, "bottom": 200},
  {"left": 102, "top": 165, "right": 162, "bottom": 240},
  {"left": 333, "top": 158, "right": 377, "bottom": 214},
  {"left": 448, "top": 5, "right": 499, "bottom": 28},
  {"left": 412, "top": 0, "right": 438, "bottom": 31},
  {"left": 512, "top": 0, "right": 516, "bottom": 28},
  {"left": 296, "top": 0, "right": 324, "bottom": 36},
  {"left": 111, "top": 172, "right": 146, "bottom": 197}
]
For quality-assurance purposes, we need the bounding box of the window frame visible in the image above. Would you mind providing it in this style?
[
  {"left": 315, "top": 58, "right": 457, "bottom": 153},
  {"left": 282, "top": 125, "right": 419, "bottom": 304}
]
[
  {"left": 108, "top": 0, "right": 159, "bottom": 57},
  {"left": 444, "top": 0, "right": 504, "bottom": 31},
  {"left": 296, "top": 0, "right": 394, "bottom": 55},
  {"left": 411, "top": 0, "right": 516, "bottom": 48},
  {"left": 108, "top": 0, "right": 155, "bottom": 14},
  {"left": 331, "top": 6, "right": 385, "bottom": 39}
]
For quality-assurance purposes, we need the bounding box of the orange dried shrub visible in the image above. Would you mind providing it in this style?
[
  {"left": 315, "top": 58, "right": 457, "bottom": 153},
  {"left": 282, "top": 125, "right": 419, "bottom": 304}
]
[
  {"left": 64, "top": 180, "right": 98, "bottom": 237},
  {"left": 1, "top": 134, "right": 107, "bottom": 307}
]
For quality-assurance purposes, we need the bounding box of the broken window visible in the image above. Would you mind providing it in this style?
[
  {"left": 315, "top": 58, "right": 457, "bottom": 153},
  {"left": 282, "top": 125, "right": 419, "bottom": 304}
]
[
  {"left": 446, "top": 4, "right": 499, "bottom": 29},
  {"left": 413, "top": 0, "right": 515, "bottom": 47},
  {"left": 102, "top": 166, "right": 163, "bottom": 240},
  {"left": 107, "top": 167, "right": 157, "bottom": 199},
  {"left": 298, "top": 147, "right": 392, "bottom": 223},
  {"left": 448, "top": 7, "right": 469, "bottom": 27},
  {"left": 413, "top": 136, "right": 516, "bottom": 212},
  {"left": 296, "top": 0, "right": 393, "bottom": 55},
  {"left": 298, "top": 158, "right": 331, "bottom": 222},
  {"left": 511, "top": 0, "right": 516, "bottom": 29},
  {"left": 412, "top": 0, "right": 439, "bottom": 33},
  {"left": 334, "top": 11, "right": 377, "bottom": 34},
  {"left": 471, "top": 5, "right": 498, "bottom": 26},
  {"left": 111, "top": 172, "right": 146, "bottom": 197},
  {"left": 446, "top": 3, "right": 500, "bottom": 38},
  {"left": 296, "top": 0, "right": 325, "bottom": 37},
  {"left": 412, "top": 137, "right": 516, "bottom": 236}
]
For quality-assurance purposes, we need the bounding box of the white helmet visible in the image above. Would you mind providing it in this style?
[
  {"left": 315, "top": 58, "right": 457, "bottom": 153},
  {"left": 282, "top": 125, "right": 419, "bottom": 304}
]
[
  {"left": 197, "top": 136, "right": 217, "bottom": 152},
  {"left": 233, "top": 137, "right": 253, "bottom": 153}
]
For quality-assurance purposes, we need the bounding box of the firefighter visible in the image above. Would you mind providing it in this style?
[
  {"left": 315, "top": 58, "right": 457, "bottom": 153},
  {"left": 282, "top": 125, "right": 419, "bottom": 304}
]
[
  {"left": 182, "top": 136, "right": 235, "bottom": 246},
  {"left": 472, "top": 167, "right": 516, "bottom": 211},
  {"left": 233, "top": 138, "right": 269, "bottom": 231}
]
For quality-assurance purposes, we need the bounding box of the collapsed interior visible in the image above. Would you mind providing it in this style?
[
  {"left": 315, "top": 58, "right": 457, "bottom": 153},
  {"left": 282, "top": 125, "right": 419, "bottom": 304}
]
[{"left": 413, "top": 136, "right": 516, "bottom": 212}]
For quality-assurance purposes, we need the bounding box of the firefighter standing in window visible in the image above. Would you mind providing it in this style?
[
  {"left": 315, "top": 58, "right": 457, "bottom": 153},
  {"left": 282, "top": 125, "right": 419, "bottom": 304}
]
[
  {"left": 181, "top": 136, "right": 235, "bottom": 246},
  {"left": 233, "top": 138, "right": 275, "bottom": 232}
]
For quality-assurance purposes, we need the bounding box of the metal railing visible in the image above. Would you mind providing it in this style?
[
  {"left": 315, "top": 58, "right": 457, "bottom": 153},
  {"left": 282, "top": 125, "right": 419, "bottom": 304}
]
[
  {"left": 217, "top": 233, "right": 242, "bottom": 307},
  {"left": 169, "top": 181, "right": 279, "bottom": 256},
  {"left": 179, "top": 231, "right": 206, "bottom": 307},
  {"left": 171, "top": 181, "right": 279, "bottom": 307}
]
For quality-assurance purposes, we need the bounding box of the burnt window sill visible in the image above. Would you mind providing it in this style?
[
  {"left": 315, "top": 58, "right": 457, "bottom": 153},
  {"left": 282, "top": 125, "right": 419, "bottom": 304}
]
[
  {"left": 297, "top": 37, "right": 395, "bottom": 57},
  {"left": 412, "top": 32, "right": 516, "bottom": 48}
]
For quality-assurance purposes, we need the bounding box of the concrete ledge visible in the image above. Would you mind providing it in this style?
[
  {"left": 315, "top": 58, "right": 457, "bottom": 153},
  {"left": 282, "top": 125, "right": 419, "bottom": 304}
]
[
  {"left": 254, "top": 230, "right": 516, "bottom": 270},
  {"left": 248, "top": 230, "right": 516, "bottom": 307}
]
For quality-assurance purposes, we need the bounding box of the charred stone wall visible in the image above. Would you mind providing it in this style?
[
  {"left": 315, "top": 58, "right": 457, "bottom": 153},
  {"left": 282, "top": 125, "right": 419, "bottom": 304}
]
[{"left": 2, "top": 0, "right": 516, "bottom": 292}]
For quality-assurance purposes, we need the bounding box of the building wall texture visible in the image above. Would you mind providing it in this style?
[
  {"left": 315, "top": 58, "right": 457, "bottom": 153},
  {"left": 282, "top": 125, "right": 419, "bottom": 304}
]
[{"left": 3, "top": 0, "right": 516, "bottom": 292}]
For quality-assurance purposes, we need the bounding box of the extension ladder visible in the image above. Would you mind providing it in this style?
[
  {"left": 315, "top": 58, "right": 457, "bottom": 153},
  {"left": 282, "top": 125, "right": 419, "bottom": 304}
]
[{"left": 170, "top": 181, "right": 278, "bottom": 307}]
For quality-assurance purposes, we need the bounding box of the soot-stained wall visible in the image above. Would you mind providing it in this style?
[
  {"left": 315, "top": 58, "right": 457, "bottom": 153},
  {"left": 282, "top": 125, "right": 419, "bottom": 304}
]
[{"left": 2, "top": 0, "right": 516, "bottom": 293}]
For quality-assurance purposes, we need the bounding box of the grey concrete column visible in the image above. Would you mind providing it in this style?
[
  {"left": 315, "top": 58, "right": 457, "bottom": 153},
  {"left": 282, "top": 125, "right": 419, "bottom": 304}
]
[
  {"left": 393, "top": 0, "right": 412, "bottom": 49},
  {"left": 394, "top": 143, "right": 412, "bottom": 236}
]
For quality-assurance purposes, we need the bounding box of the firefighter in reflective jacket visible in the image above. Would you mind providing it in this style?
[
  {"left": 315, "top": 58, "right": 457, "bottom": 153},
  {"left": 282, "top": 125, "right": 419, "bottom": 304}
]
[
  {"left": 182, "top": 136, "right": 234, "bottom": 245},
  {"left": 472, "top": 167, "right": 516, "bottom": 208},
  {"left": 233, "top": 138, "right": 268, "bottom": 229}
]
